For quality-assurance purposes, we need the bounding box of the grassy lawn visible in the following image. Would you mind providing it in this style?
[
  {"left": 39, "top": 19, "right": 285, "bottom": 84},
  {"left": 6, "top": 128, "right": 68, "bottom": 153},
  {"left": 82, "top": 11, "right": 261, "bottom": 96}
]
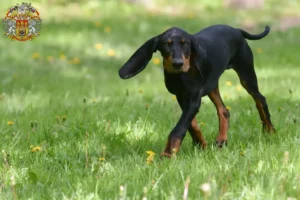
[{"left": 0, "top": 1, "right": 299, "bottom": 199}]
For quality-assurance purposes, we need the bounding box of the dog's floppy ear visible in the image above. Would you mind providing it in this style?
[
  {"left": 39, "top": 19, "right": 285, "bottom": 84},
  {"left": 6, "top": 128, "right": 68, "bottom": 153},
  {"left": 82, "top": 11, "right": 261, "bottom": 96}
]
[
  {"left": 191, "top": 37, "right": 207, "bottom": 73},
  {"left": 119, "top": 36, "right": 159, "bottom": 79}
]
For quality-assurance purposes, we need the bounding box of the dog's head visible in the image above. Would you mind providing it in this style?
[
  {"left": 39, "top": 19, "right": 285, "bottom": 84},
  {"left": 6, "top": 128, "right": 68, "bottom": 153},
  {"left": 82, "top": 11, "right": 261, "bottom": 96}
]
[{"left": 119, "top": 27, "right": 206, "bottom": 79}]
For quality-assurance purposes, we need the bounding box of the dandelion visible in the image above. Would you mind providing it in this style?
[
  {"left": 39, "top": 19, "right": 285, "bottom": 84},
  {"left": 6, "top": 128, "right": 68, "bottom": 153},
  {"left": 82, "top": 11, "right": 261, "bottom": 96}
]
[
  {"left": 256, "top": 48, "right": 263, "bottom": 54},
  {"left": 93, "top": 98, "right": 97, "bottom": 103},
  {"left": 104, "top": 26, "right": 111, "bottom": 33},
  {"left": 47, "top": 56, "right": 54, "bottom": 62},
  {"left": 99, "top": 157, "right": 105, "bottom": 162},
  {"left": 200, "top": 183, "right": 211, "bottom": 197},
  {"left": 94, "top": 43, "right": 103, "bottom": 50},
  {"left": 172, "top": 96, "right": 177, "bottom": 100},
  {"left": 99, "top": 144, "right": 107, "bottom": 162},
  {"left": 30, "top": 145, "right": 42, "bottom": 152},
  {"left": 7, "top": 121, "right": 14, "bottom": 125},
  {"left": 146, "top": 150, "right": 156, "bottom": 165},
  {"left": 146, "top": 150, "right": 155, "bottom": 155},
  {"left": 226, "top": 106, "right": 231, "bottom": 110},
  {"left": 224, "top": 95, "right": 229, "bottom": 99},
  {"left": 236, "top": 85, "right": 242, "bottom": 91},
  {"left": 200, "top": 122, "right": 205, "bottom": 126},
  {"left": 139, "top": 89, "right": 143, "bottom": 93},
  {"left": 107, "top": 49, "right": 115, "bottom": 57},
  {"left": 145, "top": 104, "right": 149, "bottom": 110},
  {"left": 187, "top": 13, "right": 195, "bottom": 19},
  {"left": 225, "top": 81, "right": 232, "bottom": 86},
  {"left": 143, "top": 187, "right": 148, "bottom": 200},
  {"left": 72, "top": 57, "right": 80, "bottom": 64},
  {"left": 94, "top": 21, "right": 101, "bottom": 27},
  {"left": 32, "top": 52, "right": 40, "bottom": 59},
  {"left": 59, "top": 54, "right": 66, "bottom": 60},
  {"left": 152, "top": 58, "right": 161, "bottom": 65},
  {"left": 119, "top": 185, "right": 125, "bottom": 198}
]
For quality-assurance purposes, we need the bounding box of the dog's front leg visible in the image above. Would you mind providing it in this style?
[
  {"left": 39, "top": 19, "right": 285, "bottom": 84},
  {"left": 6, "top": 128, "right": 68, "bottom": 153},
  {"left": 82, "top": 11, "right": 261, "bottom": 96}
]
[{"left": 161, "top": 91, "right": 202, "bottom": 157}]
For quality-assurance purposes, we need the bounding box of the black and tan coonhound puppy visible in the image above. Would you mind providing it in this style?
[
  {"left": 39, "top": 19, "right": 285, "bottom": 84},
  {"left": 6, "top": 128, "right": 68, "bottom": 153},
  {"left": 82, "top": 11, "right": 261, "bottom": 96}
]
[{"left": 119, "top": 24, "right": 275, "bottom": 157}]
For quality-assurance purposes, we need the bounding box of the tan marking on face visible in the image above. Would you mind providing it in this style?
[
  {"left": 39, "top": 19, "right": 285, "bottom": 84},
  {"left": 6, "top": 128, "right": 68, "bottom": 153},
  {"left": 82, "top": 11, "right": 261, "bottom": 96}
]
[
  {"left": 181, "top": 39, "right": 185, "bottom": 43},
  {"left": 163, "top": 54, "right": 191, "bottom": 73},
  {"left": 181, "top": 54, "right": 191, "bottom": 72},
  {"left": 163, "top": 56, "right": 174, "bottom": 73},
  {"left": 167, "top": 39, "right": 172, "bottom": 44}
]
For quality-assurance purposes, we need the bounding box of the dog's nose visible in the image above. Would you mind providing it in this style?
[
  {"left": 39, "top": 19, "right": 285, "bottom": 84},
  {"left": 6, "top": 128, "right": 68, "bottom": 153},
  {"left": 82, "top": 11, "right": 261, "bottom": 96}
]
[{"left": 172, "top": 59, "right": 183, "bottom": 69}]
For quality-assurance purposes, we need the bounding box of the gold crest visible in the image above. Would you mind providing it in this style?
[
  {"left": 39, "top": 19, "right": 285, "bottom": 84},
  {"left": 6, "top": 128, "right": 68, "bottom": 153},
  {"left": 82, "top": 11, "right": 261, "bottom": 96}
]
[{"left": 2, "top": 2, "right": 42, "bottom": 41}]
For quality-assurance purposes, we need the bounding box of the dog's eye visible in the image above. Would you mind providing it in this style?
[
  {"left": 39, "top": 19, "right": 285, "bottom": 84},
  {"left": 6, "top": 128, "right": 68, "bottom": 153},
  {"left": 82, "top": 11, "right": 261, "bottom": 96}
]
[{"left": 183, "top": 42, "right": 188, "bottom": 46}]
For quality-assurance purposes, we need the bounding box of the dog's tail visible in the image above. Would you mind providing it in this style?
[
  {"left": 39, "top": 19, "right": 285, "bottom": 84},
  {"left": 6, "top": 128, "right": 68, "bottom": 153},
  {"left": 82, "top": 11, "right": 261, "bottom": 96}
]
[{"left": 238, "top": 26, "right": 270, "bottom": 40}]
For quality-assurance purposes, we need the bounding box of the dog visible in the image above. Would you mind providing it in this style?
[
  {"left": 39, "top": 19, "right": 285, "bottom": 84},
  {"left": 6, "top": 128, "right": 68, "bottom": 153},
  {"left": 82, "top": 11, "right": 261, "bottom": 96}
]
[{"left": 119, "top": 24, "right": 275, "bottom": 157}]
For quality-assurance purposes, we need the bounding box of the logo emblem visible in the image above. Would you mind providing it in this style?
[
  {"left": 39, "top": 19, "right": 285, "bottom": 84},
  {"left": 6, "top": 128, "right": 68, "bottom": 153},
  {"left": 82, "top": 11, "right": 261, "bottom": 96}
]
[{"left": 2, "top": 2, "right": 42, "bottom": 41}]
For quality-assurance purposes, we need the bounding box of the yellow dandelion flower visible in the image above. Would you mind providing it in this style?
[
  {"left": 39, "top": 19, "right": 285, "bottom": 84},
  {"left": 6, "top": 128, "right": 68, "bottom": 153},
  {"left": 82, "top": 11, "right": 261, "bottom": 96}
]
[
  {"left": 236, "top": 85, "right": 242, "bottom": 91},
  {"left": 200, "top": 122, "right": 205, "bottom": 126},
  {"left": 146, "top": 150, "right": 155, "bottom": 164},
  {"left": 71, "top": 57, "right": 80, "bottom": 64},
  {"left": 47, "top": 56, "right": 54, "bottom": 62},
  {"left": 224, "top": 95, "right": 229, "bottom": 99},
  {"left": 104, "top": 26, "right": 111, "bottom": 33},
  {"left": 187, "top": 13, "right": 195, "bottom": 19},
  {"left": 138, "top": 89, "right": 143, "bottom": 93},
  {"left": 93, "top": 98, "right": 97, "bottom": 103},
  {"left": 146, "top": 150, "right": 156, "bottom": 156},
  {"left": 256, "top": 48, "right": 263, "bottom": 54},
  {"left": 32, "top": 52, "right": 40, "bottom": 59},
  {"left": 225, "top": 81, "right": 232, "bottom": 86},
  {"left": 99, "top": 157, "right": 105, "bottom": 162},
  {"left": 95, "top": 43, "right": 103, "bottom": 50},
  {"left": 152, "top": 58, "right": 161, "bottom": 65},
  {"left": 226, "top": 106, "right": 231, "bottom": 110},
  {"left": 107, "top": 49, "right": 115, "bottom": 57},
  {"left": 94, "top": 21, "right": 101, "bottom": 27},
  {"left": 31, "top": 145, "right": 42, "bottom": 152},
  {"left": 172, "top": 96, "right": 177, "bottom": 100},
  {"left": 59, "top": 54, "right": 66, "bottom": 60},
  {"left": 7, "top": 121, "right": 14, "bottom": 125}
]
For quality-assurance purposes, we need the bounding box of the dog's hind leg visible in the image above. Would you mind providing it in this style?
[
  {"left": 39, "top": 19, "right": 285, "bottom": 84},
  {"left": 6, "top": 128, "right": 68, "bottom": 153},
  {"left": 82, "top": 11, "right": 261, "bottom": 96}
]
[
  {"left": 234, "top": 43, "right": 275, "bottom": 133},
  {"left": 208, "top": 85, "right": 230, "bottom": 147}
]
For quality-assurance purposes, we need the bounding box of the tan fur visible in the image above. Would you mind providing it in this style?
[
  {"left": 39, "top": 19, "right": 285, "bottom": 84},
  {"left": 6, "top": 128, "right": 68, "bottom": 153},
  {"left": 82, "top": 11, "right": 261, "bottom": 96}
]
[{"left": 163, "top": 54, "right": 191, "bottom": 73}]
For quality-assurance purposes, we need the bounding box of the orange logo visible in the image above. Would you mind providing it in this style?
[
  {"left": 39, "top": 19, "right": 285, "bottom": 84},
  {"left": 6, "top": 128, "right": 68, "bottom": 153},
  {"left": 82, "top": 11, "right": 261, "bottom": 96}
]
[{"left": 2, "top": 2, "right": 42, "bottom": 41}]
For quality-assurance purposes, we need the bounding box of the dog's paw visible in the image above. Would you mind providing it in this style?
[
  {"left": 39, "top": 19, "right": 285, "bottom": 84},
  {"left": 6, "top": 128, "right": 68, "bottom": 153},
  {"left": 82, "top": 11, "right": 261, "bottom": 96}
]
[
  {"left": 160, "top": 151, "right": 173, "bottom": 158},
  {"left": 214, "top": 140, "right": 227, "bottom": 148},
  {"left": 193, "top": 141, "right": 207, "bottom": 150}
]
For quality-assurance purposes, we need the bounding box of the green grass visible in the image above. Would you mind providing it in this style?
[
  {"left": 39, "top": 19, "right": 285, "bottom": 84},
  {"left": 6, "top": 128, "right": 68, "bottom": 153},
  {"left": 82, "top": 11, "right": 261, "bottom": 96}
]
[{"left": 0, "top": 1, "right": 299, "bottom": 199}]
